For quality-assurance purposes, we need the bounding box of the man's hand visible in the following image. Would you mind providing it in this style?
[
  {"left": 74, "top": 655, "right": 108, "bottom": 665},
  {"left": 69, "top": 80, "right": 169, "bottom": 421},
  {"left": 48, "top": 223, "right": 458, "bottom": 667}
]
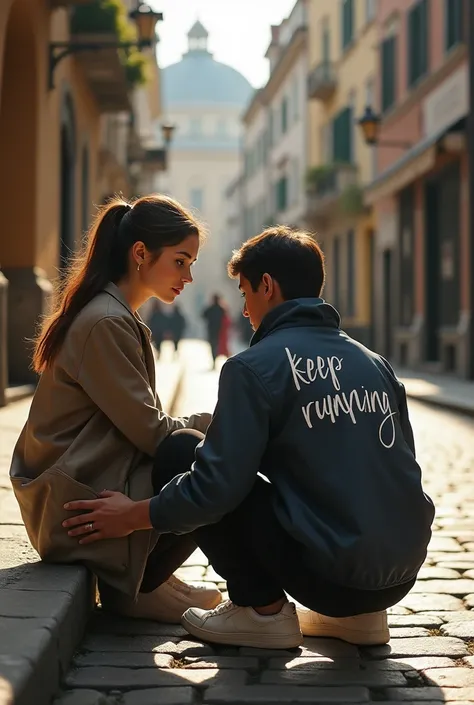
[{"left": 62, "top": 491, "right": 152, "bottom": 544}]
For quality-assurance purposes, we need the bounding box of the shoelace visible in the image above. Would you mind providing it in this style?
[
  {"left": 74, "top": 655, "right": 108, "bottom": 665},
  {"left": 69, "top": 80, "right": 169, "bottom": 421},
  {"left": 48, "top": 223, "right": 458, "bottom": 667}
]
[{"left": 208, "top": 600, "right": 235, "bottom": 616}]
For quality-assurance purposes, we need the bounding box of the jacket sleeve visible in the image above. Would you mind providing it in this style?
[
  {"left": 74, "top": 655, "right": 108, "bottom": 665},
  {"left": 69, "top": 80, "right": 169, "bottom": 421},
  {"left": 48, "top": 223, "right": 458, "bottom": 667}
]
[
  {"left": 77, "top": 316, "right": 211, "bottom": 456},
  {"left": 149, "top": 357, "right": 272, "bottom": 534}
]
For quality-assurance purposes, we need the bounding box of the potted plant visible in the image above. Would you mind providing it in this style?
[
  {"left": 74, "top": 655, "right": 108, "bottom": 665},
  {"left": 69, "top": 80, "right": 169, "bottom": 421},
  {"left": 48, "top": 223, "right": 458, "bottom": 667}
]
[
  {"left": 339, "top": 183, "right": 365, "bottom": 215},
  {"left": 71, "top": 0, "right": 149, "bottom": 87}
]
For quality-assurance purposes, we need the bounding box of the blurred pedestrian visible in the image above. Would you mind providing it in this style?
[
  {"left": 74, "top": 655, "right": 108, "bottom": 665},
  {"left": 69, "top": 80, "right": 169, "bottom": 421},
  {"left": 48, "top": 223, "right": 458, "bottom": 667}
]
[
  {"left": 169, "top": 304, "right": 186, "bottom": 357},
  {"left": 10, "top": 194, "right": 221, "bottom": 625},
  {"left": 202, "top": 293, "right": 226, "bottom": 368},
  {"left": 148, "top": 298, "right": 167, "bottom": 358}
]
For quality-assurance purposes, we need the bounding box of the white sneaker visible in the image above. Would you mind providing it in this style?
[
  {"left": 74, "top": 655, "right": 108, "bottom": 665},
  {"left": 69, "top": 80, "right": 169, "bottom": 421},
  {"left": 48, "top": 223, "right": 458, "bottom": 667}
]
[
  {"left": 182, "top": 599, "right": 303, "bottom": 649},
  {"left": 100, "top": 574, "right": 222, "bottom": 624},
  {"left": 297, "top": 607, "right": 390, "bottom": 645}
]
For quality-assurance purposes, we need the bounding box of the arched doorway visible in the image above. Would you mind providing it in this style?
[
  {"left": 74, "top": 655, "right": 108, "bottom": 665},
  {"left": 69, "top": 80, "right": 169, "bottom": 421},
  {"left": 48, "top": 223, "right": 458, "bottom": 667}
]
[
  {"left": 0, "top": 0, "right": 46, "bottom": 387},
  {"left": 59, "top": 92, "right": 77, "bottom": 269}
]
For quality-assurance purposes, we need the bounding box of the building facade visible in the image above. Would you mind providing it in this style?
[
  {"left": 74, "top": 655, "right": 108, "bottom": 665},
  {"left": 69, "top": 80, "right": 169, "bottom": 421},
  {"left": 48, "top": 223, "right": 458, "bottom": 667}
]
[
  {"left": 367, "top": 0, "right": 469, "bottom": 377},
  {"left": 0, "top": 0, "right": 165, "bottom": 405},
  {"left": 238, "top": 0, "right": 309, "bottom": 247},
  {"left": 157, "top": 21, "right": 253, "bottom": 333},
  {"left": 305, "top": 0, "right": 378, "bottom": 346}
]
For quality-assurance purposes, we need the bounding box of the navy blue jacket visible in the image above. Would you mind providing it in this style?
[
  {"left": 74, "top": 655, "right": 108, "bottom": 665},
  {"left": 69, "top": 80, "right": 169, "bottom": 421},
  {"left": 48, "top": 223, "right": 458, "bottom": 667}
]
[{"left": 150, "top": 299, "right": 435, "bottom": 590}]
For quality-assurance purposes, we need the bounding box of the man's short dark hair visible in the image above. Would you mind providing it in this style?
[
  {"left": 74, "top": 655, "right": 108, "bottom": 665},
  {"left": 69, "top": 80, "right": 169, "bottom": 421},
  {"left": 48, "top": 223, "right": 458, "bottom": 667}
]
[{"left": 227, "top": 225, "right": 325, "bottom": 299}]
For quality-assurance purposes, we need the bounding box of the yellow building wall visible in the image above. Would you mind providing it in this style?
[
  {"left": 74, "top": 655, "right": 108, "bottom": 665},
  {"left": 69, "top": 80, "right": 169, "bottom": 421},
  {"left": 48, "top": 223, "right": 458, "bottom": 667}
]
[
  {"left": 306, "top": 0, "right": 377, "bottom": 332},
  {"left": 0, "top": 0, "right": 103, "bottom": 281}
]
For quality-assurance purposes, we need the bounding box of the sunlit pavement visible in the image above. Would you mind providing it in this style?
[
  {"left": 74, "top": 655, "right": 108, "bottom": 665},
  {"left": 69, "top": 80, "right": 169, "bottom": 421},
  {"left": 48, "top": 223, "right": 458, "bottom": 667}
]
[{"left": 21, "top": 339, "right": 474, "bottom": 702}]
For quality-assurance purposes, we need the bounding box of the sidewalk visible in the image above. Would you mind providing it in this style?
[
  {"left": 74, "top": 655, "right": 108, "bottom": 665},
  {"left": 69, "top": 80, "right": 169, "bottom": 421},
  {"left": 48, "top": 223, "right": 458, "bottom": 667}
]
[
  {"left": 0, "top": 342, "right": 183, "bottom": 705},
  {"left": 398, "top": 369, "right": 474, "bottom": 416}
]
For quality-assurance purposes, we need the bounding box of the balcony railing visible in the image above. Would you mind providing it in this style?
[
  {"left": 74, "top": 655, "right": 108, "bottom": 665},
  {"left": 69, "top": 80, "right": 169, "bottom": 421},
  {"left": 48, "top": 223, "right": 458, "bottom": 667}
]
[
  {"left": 307, "top": 62, "right": 337, "bottom": 101},
  {"left": 306, "top": 163, "right": 359, "bottom": 221},
  {"left": 71, "top": 33, "right": 131, "bottom": 113}
]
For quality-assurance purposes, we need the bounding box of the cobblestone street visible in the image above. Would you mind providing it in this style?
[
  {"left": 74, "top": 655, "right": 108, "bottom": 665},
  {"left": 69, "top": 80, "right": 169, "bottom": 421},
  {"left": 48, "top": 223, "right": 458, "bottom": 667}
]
[{"left": 48, "top": 342, "right": 474, "bottom": 704}]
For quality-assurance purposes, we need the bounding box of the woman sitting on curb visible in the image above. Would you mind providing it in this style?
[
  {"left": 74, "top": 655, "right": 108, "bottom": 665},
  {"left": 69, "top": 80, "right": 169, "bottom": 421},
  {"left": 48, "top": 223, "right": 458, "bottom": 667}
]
[{"left": 9, "top": 194, "right": 222, "bottom": 622}]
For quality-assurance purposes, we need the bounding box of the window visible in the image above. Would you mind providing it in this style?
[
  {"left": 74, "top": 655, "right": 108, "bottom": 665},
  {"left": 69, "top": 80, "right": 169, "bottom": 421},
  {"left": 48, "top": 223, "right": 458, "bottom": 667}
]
[
  {"left": 332, "top": 106, "right": 352, "bottom": 163},
  {"left": 190, "top": 188, "right": 203, "bottom": 210},
  {"left": 408, "top": 0, "right": 428, "bottom": 88},
  {"left": 276, "top": 176, "right": 288, "bottom": 212},
  {"left": 381, "top": 35, "right": 397, "bottom": 112},
  {"left": 346, "top": 229, "right": 356, "bottom": 316},
  {"left": 366, "top": 0, "right": 376, "bottom": 22},
  {"left": 281, "top": 97, "right": 288, "bottom": 134},
  {"left": 445, "top": 0, "right": 463, "bottom": 51},
  {"left": 341, "top": 0, "right": 354, "bottom": 51}
]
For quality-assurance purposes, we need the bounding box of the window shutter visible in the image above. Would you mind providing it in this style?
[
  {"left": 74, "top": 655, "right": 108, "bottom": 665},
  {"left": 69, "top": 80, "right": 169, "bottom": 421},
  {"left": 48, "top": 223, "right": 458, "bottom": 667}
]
[
  {"left": 342, "top": 0, "right": 354, "bottom": 50},
  {"left": 446, "top": 0, "right": 463, "bottom": 50},
  {"left": 332, "top": 108, "right": 352, "bottom": 164},
  {"left": 381, "top": 36, "right": 396, "bottom": 112},
  {"left": 419, "top": 0, "right": 428, "bottom": 76}
]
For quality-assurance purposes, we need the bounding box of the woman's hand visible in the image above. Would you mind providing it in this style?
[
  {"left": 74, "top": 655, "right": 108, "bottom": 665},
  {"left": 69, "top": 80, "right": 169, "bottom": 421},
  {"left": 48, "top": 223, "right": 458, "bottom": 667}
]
[{"left": 62, "top": 490, "right": 152, "bottom": 544}]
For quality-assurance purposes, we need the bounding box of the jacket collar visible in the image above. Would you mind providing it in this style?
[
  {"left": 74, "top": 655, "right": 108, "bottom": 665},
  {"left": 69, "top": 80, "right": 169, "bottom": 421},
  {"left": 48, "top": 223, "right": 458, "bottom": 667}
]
[
  {"left": 251, "top": 298, "right": 341, "bottom": 346},
  {"left": 103, "top": 282, "right": 152, "bottom": 338}
]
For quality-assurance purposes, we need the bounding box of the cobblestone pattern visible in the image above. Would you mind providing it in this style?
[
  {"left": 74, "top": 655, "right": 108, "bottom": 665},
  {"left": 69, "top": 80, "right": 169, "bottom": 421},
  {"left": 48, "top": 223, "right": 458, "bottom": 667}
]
[{"left": 55, "top": 347, "right": 474, "bottom": 704}]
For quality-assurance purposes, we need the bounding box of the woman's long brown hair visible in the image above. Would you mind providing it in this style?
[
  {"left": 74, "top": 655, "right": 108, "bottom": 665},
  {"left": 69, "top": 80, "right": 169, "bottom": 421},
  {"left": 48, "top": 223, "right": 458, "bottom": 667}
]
[{"left": 32, "top": 194, "right": 202, "bottom": 373}]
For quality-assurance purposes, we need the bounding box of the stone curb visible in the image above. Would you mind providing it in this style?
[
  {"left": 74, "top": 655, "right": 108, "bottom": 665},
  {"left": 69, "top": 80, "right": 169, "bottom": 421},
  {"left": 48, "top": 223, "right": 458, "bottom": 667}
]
[
  {"left": 404, "top": 390, "right": 474, "bottom": 418},
  {"left": 0, "top": 565, "right": 95, "bottom": 705},
  {"left": 0, "top": 349, "right": 185, "bottom": 705}
]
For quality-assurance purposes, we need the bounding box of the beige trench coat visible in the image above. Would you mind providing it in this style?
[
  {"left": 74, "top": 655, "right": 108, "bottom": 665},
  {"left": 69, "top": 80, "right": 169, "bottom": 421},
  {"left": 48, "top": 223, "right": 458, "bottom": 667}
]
[{"left": 10, "top": 283, "right": 210, "bottom": 598}]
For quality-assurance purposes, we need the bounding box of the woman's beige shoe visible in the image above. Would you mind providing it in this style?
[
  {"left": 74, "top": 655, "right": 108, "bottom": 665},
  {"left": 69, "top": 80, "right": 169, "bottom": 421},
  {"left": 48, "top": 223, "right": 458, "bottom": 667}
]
[
  {"left": 100, "top": 574, "right": 222, "bottom": 623},
  {"left": 297, "top": 607, "right": 390, "bottom": 645}
]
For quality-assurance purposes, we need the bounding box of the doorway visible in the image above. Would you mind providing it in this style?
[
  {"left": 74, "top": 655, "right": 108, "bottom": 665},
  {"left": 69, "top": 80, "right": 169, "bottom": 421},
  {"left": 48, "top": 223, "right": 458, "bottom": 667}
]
[{"left": 424, "top": 179, "right": 440, "bottom": 362}]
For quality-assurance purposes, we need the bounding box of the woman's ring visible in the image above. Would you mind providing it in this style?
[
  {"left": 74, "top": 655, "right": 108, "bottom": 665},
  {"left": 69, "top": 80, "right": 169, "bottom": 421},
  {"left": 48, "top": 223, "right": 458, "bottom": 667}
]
[{"left": 87, "top": 522, "right": 94, "bottom": 532}]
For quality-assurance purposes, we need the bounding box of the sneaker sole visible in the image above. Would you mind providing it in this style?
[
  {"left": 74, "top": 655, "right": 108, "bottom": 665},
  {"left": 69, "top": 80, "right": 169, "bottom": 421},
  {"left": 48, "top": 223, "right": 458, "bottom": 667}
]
[
  {"left": 182, "top": 614, "right": 303, "bottom": 649},
  {"left": 300, "top": 624, "right": 390, "bottom": 645}
]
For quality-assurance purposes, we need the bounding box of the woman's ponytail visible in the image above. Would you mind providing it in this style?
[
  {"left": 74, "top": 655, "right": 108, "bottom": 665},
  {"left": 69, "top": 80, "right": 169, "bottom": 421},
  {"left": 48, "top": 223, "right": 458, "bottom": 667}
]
[{"left": 32, "top": 198, "right": 131, "bottom": 373}]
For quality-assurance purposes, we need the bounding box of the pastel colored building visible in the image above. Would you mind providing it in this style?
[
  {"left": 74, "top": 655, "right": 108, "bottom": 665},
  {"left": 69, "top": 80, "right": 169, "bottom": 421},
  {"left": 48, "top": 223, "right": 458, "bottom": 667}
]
[
  {"left": 305, "top": 0, "right": 378, "bottom": 346},
  {"left": 366, "top": 0, "right": 469, "bottom": 377}
]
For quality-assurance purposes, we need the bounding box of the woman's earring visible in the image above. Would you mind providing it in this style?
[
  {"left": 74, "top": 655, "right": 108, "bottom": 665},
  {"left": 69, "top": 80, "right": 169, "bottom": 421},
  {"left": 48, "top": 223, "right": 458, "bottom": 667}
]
[{"left": 137, "top": 262, "right": 141, "bottom": 272}]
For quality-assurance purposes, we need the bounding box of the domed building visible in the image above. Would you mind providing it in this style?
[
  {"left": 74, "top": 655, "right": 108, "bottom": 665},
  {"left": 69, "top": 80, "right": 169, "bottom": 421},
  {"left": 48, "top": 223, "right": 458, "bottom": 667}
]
[{"left": 156, "top": 21, "right": 253, "bottom": 336}]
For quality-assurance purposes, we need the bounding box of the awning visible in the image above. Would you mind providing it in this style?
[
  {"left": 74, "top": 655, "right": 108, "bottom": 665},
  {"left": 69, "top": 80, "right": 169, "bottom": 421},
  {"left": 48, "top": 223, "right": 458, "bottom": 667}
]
[{"left": 363, "top": 133, "right": 439, "bottom": 206}]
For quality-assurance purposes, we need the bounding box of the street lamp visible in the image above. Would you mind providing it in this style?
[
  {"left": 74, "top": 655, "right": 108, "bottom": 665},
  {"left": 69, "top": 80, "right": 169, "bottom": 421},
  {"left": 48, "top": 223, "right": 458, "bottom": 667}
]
[
  {"left": 358, "top": 106, "right": 412, "bottom": 149},
  {"left": 161, "top": 123, "right": 175, "bottom": 146},
  {"left": 48, "top": 3, "right": 163, "bottom": 90}
]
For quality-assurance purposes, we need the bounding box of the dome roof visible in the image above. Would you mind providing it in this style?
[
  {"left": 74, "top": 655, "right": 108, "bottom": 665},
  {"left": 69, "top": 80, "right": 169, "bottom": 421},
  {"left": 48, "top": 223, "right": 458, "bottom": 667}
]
[{"left": 162, "top": 21, "right": 253, "bottom": 108}]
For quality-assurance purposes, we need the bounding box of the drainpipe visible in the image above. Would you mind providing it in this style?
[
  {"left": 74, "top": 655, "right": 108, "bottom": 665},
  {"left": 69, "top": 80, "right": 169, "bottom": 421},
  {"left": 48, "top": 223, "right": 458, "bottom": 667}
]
[{"left": 468, "top": 0, "right": 474, "bottom": 379}]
